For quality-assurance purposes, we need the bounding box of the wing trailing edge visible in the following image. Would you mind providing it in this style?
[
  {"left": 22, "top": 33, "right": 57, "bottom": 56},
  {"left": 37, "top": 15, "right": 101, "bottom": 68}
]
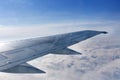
[
  {"left": 2, "top": 63, "right": 45, "bottom": 73},
  {"left": 52, "top": 48, "right": 81, "bottom": 55}
]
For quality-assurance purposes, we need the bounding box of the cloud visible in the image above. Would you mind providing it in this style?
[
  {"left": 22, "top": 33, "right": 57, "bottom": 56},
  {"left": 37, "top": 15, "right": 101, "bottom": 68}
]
[
  {"left": 0, "top": 20, "right": 118, "bottom": 41},
  {"left": 0, "top": 20, "right": 119, "bottom": 80}
]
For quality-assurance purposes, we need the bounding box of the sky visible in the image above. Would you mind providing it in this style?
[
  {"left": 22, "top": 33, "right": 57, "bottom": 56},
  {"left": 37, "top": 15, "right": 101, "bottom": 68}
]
[
  {"left": 0, "top": 0, "right": 120, "bottom": 80},
  {"left": 0, "top": 0, "right": 120, "bottom": 25},
  {"left": 0, "top": 0, "right": 119, "bottom": 41}
]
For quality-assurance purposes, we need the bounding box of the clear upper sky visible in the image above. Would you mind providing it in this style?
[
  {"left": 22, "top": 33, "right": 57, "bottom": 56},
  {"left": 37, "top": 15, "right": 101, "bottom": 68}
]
[{"left": 0, "top": 0, "right": 120, "bottom": 25}]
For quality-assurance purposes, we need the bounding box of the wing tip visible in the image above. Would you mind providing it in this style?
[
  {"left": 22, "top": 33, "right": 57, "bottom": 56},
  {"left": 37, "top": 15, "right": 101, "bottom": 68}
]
[{"left": 101, "top": 31, "right": 108, "bottom": 34}]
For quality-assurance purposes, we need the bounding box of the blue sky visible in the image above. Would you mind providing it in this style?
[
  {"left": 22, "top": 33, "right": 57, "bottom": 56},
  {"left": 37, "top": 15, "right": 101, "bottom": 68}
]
[
  {"left": 0, "top": 0, "right": 120, "bottom": 25},
  {"left": 0, "top": 1, "right": 119, "bottom": 80}
]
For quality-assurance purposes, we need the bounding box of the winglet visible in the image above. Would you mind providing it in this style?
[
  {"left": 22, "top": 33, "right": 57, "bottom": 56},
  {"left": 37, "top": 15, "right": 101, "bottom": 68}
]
[{"left": 101, "top": 31, "right": 108, "bottom": 34}]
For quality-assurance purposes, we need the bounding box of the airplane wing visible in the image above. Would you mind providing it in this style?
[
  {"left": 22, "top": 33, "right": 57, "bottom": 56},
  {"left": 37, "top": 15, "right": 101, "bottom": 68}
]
[
  {"left": 0, "top": 30, "right": 107, "bottom": 73},
  {"left": 2, "top": 63, "right": 45, "bottom": 73}
]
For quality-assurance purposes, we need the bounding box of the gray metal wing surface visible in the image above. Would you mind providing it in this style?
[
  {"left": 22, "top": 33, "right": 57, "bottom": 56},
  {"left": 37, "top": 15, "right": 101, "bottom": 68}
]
[{"left": 0, "top": 30, "right": 107, "bottom": 73}]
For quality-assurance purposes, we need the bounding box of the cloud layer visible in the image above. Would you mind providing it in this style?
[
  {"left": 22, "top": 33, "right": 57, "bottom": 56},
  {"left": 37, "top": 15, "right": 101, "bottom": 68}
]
[{"left": 0, "top": 20, "right": 119, "bottom": 80}]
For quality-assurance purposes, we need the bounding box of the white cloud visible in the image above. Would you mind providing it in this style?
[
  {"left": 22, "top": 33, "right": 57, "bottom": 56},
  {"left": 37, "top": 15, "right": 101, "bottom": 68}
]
[
  {"left": 0, "top": 20, "right": 119, "bottom": 80},
  {"left": 0, "top": 20, "right": 118, "bottom": 41}
]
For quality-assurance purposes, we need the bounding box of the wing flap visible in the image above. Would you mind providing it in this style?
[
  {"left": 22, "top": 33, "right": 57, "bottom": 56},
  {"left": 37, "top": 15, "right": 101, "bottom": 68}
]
[
  {"left": 52, "top": 48, "right": 81, "bottom": 55},
  {"left": 2, "top": 63, "right": 45, "bottom": 73}
]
